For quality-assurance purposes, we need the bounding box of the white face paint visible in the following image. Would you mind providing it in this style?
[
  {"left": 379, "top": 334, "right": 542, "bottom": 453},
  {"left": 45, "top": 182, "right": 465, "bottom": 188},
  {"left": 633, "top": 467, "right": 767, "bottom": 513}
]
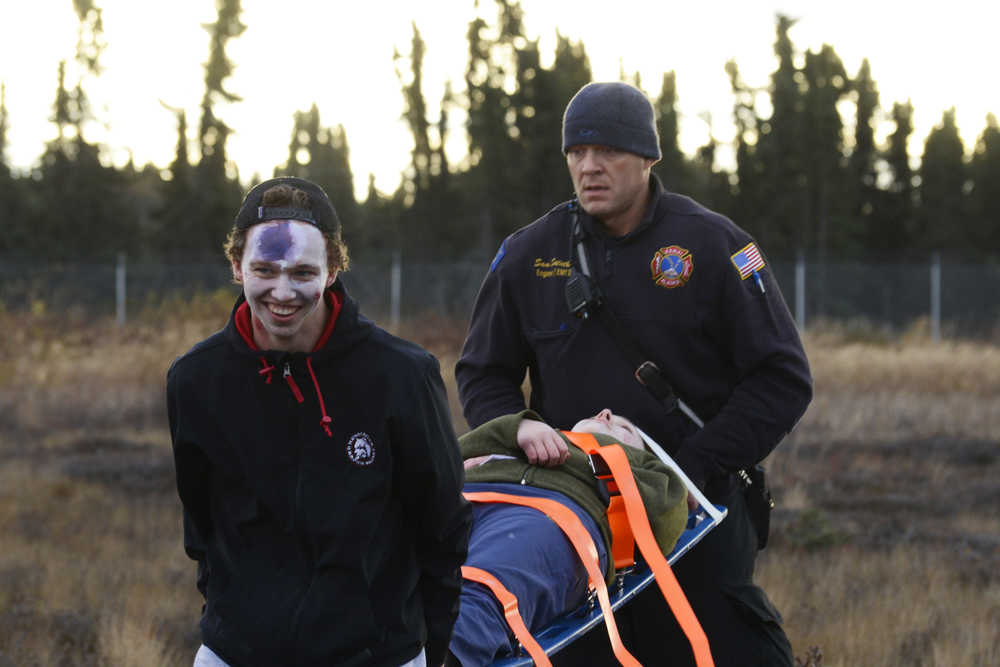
[{"left": 234, "top": 220, "right": 337, "bottom": 352}]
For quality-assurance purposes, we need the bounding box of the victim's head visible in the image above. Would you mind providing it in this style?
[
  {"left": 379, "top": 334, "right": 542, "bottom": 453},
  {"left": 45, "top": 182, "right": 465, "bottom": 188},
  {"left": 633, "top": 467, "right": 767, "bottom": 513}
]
[{"left": 571, "top": 408, "right": 643, "bottom": 449}]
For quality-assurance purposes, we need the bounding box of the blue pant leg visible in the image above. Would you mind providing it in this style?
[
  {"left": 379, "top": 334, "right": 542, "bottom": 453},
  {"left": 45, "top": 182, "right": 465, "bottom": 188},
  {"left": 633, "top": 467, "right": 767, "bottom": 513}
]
[{"left": 450, "top": 500, "right": 593, "bottom": 666}]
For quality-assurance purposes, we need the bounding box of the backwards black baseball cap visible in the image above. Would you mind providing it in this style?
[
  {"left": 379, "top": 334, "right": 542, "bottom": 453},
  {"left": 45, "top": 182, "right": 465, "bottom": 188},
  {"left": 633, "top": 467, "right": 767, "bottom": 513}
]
[{"left": 233, "top": 176, "right": 341, "bottom": 234}]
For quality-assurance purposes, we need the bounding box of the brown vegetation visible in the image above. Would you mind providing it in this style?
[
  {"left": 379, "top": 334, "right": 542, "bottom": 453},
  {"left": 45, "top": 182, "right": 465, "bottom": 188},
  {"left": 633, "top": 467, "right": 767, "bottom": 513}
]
[{"left": 1, "top": 300, "right": 998, "bottom": 666}]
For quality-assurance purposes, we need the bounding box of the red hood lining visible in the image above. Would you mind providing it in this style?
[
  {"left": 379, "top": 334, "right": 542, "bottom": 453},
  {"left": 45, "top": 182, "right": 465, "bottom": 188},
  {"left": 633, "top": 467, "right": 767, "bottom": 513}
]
[
  {"left": 234, "top": 289, "right": 343, "bottom": 438},
  {"left": 234, "top": 289, "right": 343, "bottom": 353}
]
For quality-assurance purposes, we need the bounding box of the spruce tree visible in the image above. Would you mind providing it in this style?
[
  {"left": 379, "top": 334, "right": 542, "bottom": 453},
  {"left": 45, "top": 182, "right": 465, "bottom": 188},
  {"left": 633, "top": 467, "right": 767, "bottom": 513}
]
[
  {"left": 394, "top": 24, "right": 466, "bottom": 257},
  {"left": 725, "top": 59, "right": 767, "bottom": 246},
  {"left": 802, "top": 45, "right": 848, "bottom": 254},
  {"left": 32, "top": 1, "right": 127, "bottom": 261},
  {"left": 969, "top": 114, "right": 1000, "bottom": 256},
  {"left": 193, "top": 0, "right": 245, "bottom": 258},
  {"left": 0, "top": 82, "right": 26, "bottom": 256},
  {"left": 849, "top": 59, "right": 881, "bottom": 256},
  {"left": 0, "top": 82, "right": 8, "bottom": 175},
  {"left": 464, "top": 2, "right": 522, "bottom": 255},
  {"left": 884, "top": 100, "right": 916, "bottom": 253},
  {"left": 396, "top": 23, "right": 433, "bottom": 196},
  {"left": 768, "top": 14, "right": 806, "bottom": 235},
  {"left": 918, "top": 108, "right": 967, "bottom": 254},
  {"left": 278, "top": 105, "right": 359, "bottom": 247},
  {"left": 690, "top": 113, "right": 735, "bottom": 217},
  {"left": 153, "top": 106, "right": 197, "bottom": 256},
  {"left": 756, "top": 14, "right": 807, "bottom": 257},
  {"left": 652, "top": 71, "right": 687, "bottom": 193},
  {"left": 513, "top": 32, "right": 590, "bottom": 218}
]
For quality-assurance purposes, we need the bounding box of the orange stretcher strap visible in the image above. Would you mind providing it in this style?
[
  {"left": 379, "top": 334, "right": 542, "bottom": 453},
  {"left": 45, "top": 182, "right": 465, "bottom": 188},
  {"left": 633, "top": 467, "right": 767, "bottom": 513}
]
[
  {"left": 463, "top": 491, "right": 641, "bottom": 667},
  {"left": 563, "top": 431, "right": 715, "bottom": 667},
  {"left": 588, "top": 455, "right": 636, "bottom": 570},
  {"left": 461, "top": 565, "right": 553, "bottom": 667},
  {"left": 606, "top": 493, "right": 634, "bottom": 569}
]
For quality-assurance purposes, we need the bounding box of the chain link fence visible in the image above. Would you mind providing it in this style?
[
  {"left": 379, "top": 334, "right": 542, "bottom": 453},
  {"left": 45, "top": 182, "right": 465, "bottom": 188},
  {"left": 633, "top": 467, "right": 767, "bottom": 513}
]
[
  {"left": 769, "top": 257, "right": 1000, "bottom": 339},
  {"left": 2, "top": 254, "right": 998, "bottom": 340}
]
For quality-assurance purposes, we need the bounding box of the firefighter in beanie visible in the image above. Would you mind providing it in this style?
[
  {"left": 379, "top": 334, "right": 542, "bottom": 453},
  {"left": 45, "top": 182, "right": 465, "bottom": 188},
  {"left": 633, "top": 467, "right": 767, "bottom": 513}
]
[{"left": 457, "top": 82, "right": 811, "bottom": 666}]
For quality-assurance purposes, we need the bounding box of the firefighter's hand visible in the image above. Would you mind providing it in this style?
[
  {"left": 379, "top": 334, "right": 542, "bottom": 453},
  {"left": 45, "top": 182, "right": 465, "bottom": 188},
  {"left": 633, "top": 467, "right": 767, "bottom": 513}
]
[
  {"left": 687, "top": 491, "right": 698, "bottom": 513},
  {"left": 516, "top": 419, "right": 570, "bottom": 467}
]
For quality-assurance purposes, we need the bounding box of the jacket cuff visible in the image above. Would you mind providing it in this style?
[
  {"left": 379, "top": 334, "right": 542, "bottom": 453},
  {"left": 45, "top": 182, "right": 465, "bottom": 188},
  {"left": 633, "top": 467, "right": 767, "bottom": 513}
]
[{"left": 672, "top": 443, "right": 710, "bottom": 493}]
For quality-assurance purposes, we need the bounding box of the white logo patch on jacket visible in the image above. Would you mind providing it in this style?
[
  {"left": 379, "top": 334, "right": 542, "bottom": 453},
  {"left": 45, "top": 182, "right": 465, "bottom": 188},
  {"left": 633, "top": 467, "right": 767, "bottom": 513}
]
[{"left": 346, "top": 432, "right": 376, "bottom": 466}]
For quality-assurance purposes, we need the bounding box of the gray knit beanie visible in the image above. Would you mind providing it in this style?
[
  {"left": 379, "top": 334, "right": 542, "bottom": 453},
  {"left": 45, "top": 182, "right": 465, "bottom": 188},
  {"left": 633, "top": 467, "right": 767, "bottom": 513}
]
[{"left": 562, "top": 82, "right": 661, "bottom": 159}]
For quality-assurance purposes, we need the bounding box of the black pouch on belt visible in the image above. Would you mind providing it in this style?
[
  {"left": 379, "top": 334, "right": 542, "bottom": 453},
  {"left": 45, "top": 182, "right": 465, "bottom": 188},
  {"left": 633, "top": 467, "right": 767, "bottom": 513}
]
[{"left": 740, "top": 465, "right": 774, "bottom": 550}]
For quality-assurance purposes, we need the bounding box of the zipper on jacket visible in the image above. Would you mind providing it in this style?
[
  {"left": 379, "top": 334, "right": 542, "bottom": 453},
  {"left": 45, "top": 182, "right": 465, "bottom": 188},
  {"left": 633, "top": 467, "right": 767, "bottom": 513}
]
[{"left": 283, "top": 363, "right": 305, "bottom": 403}]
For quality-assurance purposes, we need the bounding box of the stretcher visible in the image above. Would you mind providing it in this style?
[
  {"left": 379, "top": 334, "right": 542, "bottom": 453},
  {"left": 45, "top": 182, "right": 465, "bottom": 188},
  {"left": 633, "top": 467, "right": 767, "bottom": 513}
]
[{"left": 486, "top": 427, "right": 727, "bottom": 666}]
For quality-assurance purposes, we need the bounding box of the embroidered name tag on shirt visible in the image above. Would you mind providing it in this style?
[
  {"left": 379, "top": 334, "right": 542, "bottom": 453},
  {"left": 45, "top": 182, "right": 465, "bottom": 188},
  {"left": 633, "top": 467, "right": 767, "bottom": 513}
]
[{"left": 534, "top": 257, "right": 572, "bottom": 279}]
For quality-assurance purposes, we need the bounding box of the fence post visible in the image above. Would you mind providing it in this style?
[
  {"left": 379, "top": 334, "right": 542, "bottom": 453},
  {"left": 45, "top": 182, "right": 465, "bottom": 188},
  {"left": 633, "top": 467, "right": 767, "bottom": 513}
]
[
  {"left": 116, "top": 252, "right": 127, "bottom": 326},
  {"left": 390, "top": 250, "right": 401, "bottom": 332},
  {"left": 930, "top": 252, "right": 941, "bottom": 342},
  {"left": 795, "top": 251, "right": 806, "bottom": 331}
]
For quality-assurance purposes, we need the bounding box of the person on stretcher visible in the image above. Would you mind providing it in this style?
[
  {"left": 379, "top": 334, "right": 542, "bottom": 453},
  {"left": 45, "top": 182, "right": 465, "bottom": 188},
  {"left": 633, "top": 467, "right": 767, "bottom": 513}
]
[{"left": 447, "top": 409, "right": 690, "bottom": 666}]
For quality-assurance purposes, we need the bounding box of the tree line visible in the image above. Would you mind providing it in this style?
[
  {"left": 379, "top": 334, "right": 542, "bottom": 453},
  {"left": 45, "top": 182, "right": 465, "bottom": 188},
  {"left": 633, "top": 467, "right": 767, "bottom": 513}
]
[{"left": 1, "top": 0, "right": 998, "bottom": 265}]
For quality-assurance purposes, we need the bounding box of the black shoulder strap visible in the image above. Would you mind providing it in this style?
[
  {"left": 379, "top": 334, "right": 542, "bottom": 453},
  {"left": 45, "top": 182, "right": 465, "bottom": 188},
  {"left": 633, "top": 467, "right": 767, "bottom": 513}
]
[{"left": 564, "top": 200, "right": 603, "bottom": 320}]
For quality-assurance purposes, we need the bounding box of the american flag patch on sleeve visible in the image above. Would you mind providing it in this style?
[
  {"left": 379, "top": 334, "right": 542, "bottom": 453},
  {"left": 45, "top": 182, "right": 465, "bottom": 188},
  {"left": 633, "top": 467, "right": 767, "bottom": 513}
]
[{"left": 730, "top": 242, "right": 765, "bottom": 280}]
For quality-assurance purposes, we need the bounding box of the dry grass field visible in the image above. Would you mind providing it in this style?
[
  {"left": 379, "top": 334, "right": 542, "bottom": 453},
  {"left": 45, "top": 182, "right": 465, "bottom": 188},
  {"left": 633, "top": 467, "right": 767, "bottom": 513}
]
[{"left": 0, "top": 295, "right": 997, "bottom": 666}]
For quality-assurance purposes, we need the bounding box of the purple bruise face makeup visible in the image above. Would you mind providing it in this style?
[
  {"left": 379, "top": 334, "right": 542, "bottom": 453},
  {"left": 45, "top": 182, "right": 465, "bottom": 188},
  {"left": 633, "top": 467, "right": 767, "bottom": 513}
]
[{"left": 257, "top": 222, "right": 295, "bottom": 262}]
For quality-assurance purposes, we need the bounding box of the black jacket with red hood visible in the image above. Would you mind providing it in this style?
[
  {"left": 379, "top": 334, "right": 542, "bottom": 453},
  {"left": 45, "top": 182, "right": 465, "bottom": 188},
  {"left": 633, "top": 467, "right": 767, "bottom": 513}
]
[{"left": 167, "top": 279, "right": 472, "bottom": 667}]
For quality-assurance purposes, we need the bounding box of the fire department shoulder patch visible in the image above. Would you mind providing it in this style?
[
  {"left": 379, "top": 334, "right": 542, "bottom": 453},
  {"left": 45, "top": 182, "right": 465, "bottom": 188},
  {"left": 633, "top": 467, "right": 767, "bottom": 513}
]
[
  {"left": 346, "top": 432, "right": 376, "bottom": 466},
  {"left": 650, "top": 246, "right": 693, "bottom": 289}
]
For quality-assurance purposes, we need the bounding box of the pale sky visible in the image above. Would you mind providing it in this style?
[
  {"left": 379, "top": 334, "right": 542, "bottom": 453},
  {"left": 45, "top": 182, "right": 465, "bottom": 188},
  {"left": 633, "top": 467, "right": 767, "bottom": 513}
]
[{"left": 1, "top": 0, "right": 996, "bottom": 199}]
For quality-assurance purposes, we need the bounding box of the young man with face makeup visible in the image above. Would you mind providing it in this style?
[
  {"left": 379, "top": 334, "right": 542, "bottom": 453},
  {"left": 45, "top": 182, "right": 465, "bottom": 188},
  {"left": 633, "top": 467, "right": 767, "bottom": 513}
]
[
  {"left": 447, "top": 409, "right": 690, "bottom": 666},
  {"left": 456, "top": 83, "right": 812, "bottom": 665},
  {"left": 167, "top": 177, "right": 472, "bottom": 667}
]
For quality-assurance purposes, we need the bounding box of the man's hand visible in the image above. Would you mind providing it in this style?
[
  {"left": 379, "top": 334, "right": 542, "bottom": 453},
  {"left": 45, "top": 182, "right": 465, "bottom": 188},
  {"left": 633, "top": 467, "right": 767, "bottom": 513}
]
[
  {"left": 463, "top": 455, "right": 493, "bottom": 470},
  {"left": 686, "top": 491, "right": 698, "bottom": 513},
  {"left": 516, "top": 419, "right": 570, "bottom": 467}
]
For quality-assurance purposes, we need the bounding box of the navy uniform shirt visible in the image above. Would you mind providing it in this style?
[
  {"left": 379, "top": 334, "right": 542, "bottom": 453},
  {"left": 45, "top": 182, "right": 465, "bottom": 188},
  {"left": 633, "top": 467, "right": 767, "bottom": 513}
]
[{"left": 456, "top": 175, "right": 812, "bottom": 497}]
